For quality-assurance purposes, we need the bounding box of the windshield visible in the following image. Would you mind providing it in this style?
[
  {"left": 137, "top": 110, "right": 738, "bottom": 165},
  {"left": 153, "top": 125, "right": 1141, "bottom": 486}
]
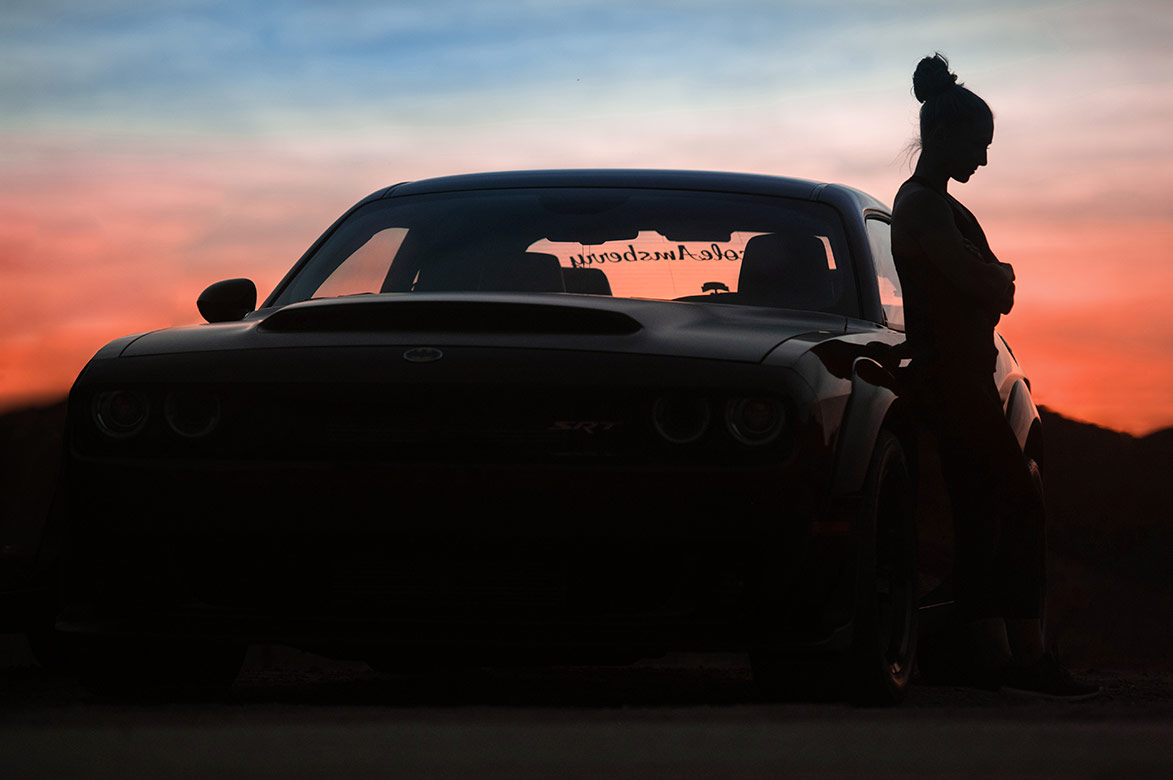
[{"left": 271, "top": 187, "right": 859, "bottom": 316}]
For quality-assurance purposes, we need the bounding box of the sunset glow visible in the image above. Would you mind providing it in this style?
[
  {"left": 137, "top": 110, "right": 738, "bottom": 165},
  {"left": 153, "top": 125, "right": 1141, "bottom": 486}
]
[{"left": 2, "top": 0, "right": 1171, "bottom": 435}]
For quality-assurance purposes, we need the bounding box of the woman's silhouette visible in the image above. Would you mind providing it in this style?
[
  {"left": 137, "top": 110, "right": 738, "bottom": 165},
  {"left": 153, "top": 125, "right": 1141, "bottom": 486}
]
[{"left": 891, "top": 53, "right": 1097, "bottom": 698}]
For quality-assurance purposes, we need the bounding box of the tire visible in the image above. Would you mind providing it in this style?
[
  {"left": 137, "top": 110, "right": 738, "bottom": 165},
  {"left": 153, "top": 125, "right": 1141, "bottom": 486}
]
[
  {"left": 752, "top": 430, "right": 918, "bottom": 704},
  {"left": 846, "top": 429, "right": 918, "bottom": 705}
]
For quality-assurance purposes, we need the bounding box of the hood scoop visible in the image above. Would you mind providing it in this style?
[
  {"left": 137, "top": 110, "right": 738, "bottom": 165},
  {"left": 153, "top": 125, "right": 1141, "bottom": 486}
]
[{"left": 259, "top": 299, "right": 643, "bottom": 335}]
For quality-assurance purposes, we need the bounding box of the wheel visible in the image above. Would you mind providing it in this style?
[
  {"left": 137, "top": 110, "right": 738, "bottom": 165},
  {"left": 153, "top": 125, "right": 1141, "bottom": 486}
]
[
  {"left": 846, "top": 429, "right": 918, "bottom": 704},
  {"left": 752, "top": 429, "right": 918, "bottom": 704}
]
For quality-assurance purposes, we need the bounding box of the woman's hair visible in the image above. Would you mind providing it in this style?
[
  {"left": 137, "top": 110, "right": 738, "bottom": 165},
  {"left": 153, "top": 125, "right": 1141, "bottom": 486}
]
[{"left": 912, "top": 53, "right": 991, "bottom": 149}]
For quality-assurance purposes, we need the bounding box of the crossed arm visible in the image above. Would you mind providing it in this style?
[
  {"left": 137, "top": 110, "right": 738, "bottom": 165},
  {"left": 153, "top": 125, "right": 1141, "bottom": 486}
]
[{"left": 895, "top": 188, "right": 1015, "bottom": 315}]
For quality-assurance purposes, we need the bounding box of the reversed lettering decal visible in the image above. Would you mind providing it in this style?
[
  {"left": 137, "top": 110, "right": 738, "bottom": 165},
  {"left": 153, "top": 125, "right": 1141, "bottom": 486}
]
[{"left": 567, "top": 243, "right": 743, "bottom": 268}]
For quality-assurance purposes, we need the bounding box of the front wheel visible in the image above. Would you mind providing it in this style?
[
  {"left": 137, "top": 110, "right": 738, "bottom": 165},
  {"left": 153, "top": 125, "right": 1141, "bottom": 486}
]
[
  {"left": 847, "top": 429, "right": 918, "bottom": 704},
  {"left": 752, "top": 430, "right": 918, "bottom": 704}
]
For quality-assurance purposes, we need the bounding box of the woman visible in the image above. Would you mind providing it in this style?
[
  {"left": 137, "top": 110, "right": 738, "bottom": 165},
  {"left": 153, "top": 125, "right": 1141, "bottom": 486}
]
[{"left": 891, "top": 53, "right": 1097, "bottom": 699}]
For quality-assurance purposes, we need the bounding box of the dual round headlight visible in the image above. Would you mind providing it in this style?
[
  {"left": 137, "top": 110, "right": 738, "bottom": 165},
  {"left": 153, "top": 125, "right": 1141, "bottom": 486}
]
[
  {"left": 725, "top": 397, "right": 785, "bottom": 446},
  {"left": 651, "top": 394, "right": 785, "bottom": 446},
  {"left": 651, "top": 395, "right": 712, "bottom": 444},
  {"left": 93, "top": 390, "right": 149, "bottom": 438},
  {"left": 92, "top": 389, "right": 221, "bottom": 439},
  {"left": 164, "top": 390, "right": 221, "bottom": 438}
]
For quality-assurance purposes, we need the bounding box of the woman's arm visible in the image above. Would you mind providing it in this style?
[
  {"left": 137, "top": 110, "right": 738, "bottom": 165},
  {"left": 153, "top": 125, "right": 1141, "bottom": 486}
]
[
  {"left": 961, "top": 238, "right": 1016, "bottom": 314},
  {"left": 894, "top": 188, "right": 1014, "bottom": 311}
]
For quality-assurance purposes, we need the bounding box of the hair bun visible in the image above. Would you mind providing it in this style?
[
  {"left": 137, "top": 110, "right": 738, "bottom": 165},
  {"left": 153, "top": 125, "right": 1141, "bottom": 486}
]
[{"left": 913, "top": 53, "right": 959, "bottom": 103}]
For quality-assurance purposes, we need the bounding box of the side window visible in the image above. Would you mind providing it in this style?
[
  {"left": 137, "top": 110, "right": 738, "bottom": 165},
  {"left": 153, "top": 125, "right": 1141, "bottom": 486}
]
[
  {"left": 313, "top": 228, "right": 408, "bottom": 298},
  {"left": 865, "top": 218, "right": 904, "bottom": 331}
]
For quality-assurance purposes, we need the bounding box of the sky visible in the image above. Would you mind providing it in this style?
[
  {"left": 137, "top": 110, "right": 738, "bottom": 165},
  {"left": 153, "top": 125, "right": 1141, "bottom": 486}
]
[{"left": 1, "top": 0, "right": 1171, "bottom": 434}]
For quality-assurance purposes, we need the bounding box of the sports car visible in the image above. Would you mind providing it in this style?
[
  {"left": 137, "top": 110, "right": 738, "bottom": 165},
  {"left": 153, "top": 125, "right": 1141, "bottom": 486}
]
[{"left": 57, "top": 169, "right": 1045, "bottom": 703}]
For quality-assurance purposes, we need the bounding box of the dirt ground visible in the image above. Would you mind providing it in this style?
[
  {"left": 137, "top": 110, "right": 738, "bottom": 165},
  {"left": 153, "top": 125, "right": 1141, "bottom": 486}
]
[
  {"left": 3, "top": 636, "right": 1171, "bottom": 713},
  {"left": 3, "top": 641, "right": 1173, "bottom": 779}
]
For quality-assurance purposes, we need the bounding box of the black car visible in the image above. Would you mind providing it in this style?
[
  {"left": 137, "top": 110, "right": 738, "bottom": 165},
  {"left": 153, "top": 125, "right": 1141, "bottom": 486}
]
[{"left": 58, "top": 169, "right": 1045, "bottom": 703}]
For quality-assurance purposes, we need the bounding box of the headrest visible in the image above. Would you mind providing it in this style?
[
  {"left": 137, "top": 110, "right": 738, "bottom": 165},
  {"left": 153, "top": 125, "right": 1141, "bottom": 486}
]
[
  {"left": 479, "top": 252, "right": 566, "bottom": 292},
  {"left": 737, "top": 233, "right": 836, "bottom": 311},
  {"left": 414, "top": 252, "right": 567, "bottom": 292},
  {"left": 562, "top": 267, "right": 612, "bottom": 295}
]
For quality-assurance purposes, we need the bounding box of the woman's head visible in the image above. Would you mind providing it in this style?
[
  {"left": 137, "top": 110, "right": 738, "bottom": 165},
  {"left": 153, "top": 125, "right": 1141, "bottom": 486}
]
[{"left": 913, "top": 53, "right": 993, "bottom": 183}]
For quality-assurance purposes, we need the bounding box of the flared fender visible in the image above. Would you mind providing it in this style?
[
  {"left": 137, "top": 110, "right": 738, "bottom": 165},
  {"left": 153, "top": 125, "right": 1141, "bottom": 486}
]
[
  {"left": 1004, "top": 378, "right": 1040, "bottom": 455},
  {"left": 831, "top": 357, "right": 902, "bottom": 496}
]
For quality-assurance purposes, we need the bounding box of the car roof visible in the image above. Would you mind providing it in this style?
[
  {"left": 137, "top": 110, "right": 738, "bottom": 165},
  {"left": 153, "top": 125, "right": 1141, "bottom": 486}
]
[{"left": 380, "top": 169, "right": 889, "bottom": 215}]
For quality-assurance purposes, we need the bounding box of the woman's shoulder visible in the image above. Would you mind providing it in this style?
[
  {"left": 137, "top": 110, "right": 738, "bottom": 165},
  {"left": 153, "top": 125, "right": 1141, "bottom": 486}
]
[
  {"left": 893, "top": 179, "right": 952, "bottom": 225},
  {"left": 895, "top": 176, "right": 941, "bottom": 202}
]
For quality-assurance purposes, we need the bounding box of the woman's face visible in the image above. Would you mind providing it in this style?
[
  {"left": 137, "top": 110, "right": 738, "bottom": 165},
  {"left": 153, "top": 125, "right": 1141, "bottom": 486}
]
[{"left": 944, "top": 114, "right": 994, "bottom": 184}]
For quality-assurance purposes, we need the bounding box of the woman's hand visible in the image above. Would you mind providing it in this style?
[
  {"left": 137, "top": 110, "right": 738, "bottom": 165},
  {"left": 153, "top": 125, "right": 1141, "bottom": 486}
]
[
  {"left": 962, "top": 238, "right": 1016, "bottom": 314},
  {"left": 997, "top": 262, "right": 1016, "bottom": 314}
]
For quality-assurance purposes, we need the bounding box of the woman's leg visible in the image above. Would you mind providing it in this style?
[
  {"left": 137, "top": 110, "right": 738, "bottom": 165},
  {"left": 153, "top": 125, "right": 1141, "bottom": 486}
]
[
  {"left": 932, "top": 370, "right": 1045, "bottom": 662},
  {"left": 1005, "top": 619, "right": 1045, "bottom": 664}
]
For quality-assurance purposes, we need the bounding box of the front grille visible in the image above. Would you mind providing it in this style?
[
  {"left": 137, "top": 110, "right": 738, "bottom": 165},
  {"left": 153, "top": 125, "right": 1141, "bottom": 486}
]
[{"left": 248, "top": 384, "right": 643, "bottom": 463}]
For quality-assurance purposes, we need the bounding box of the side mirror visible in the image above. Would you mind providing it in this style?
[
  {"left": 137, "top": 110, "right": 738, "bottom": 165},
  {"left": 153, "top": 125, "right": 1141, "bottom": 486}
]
[{"left": 197, "top": 278, "right": 257, "bottom": 323}]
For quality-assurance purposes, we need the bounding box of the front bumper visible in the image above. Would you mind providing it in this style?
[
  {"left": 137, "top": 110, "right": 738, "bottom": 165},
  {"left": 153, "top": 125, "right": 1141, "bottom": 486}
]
[{"left": 61, "top": 456, "right": 860, "bottom": 655}]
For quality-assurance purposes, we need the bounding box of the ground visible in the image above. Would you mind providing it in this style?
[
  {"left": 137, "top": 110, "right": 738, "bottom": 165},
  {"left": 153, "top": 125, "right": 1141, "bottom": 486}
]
[{"left": 3, "top": 639, "right": 1172, "bottom": 778}]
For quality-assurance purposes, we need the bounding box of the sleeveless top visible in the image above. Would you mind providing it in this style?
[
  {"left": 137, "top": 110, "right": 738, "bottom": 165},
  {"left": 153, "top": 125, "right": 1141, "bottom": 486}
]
[{"left": 892, "top": 176, "right": 1002, "bottom": 375}]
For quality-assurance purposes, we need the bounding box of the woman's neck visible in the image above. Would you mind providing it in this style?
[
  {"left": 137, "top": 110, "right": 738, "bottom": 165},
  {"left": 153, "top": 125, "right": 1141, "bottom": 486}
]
[{"left": 912, "top": 154, "right": 950, "bottom": 194}]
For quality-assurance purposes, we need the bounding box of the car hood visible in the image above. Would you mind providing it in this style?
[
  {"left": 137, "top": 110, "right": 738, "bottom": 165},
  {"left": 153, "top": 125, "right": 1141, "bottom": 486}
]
[{"left": 117, "top": 293, "right": 849, "bottom": 364}]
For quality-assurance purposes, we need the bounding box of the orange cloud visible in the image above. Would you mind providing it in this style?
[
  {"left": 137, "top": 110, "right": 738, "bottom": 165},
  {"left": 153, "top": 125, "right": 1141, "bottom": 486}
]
[
  {"left": 0, "top": 138, "right": 324, "bottom": 409},
  {"left": 989, "top": 217, "right": 1173, "bottom": 434}
]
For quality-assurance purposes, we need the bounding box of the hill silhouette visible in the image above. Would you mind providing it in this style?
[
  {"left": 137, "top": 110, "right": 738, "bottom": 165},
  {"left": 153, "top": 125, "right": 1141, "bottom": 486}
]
[
  {"left": 1036, "top": 407, "right": 1173, "bottom": 670},
  {"left": 1040, "top": 407, "right": 1173, "bottom": 587},
  {"left": 1, "top": 399, "right": 1170, "bottom": 670},
  {"left": 0, "top": 399, "right": 65, "bottom": 588}
]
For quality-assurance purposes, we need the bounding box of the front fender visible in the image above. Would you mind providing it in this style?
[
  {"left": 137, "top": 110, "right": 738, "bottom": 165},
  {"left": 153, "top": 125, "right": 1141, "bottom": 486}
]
[
  {"left": 831, "top": 357, "right": 901, "bottom": 496},
  {"left": 1004, "top": 378, "right": 1040, "bottom": 455}
]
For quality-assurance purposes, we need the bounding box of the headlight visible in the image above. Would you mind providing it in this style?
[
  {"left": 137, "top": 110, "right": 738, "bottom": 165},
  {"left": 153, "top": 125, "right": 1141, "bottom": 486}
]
[
  {"left": 164, "top": 390, "right": 221, "bottom": 438},
  {"left": 93, "top": 390, "right": 149, "bottom": 438},
  {"left": 652, "top": 394, "right": 711, "bottom": 444},
  {"left": 725, "top": 396, "right": 785, "bottom": 446}
]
